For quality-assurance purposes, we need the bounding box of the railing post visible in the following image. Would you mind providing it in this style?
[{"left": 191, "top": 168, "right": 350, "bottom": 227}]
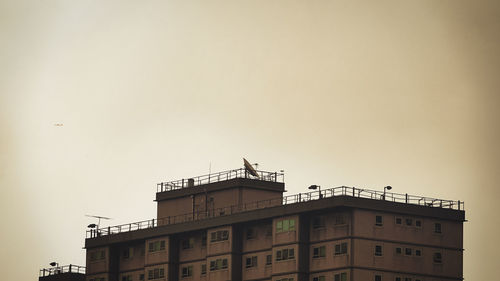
[
  {"left": 458, "top": 200, "right": 461, "bottom": 210},
  {"left": 352, "top": 187, "right": 355, "bottom": 197},
  {"left": 405, "top": 193, "right": 408, "bottom": 203},
  {"left": 152, "top": 218, "right": 155, "bottom": 227},
  {"left": 69, "top": 264, "right": 72, "bottom": 273}
]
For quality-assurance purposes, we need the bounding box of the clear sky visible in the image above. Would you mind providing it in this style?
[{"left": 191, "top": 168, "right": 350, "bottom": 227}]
[{"left": 1, "top": 0, "right": 499, "bottom": 280}]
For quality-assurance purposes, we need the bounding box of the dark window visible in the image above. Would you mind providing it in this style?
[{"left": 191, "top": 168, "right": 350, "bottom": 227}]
[
  {"left": 313, "top": 246, "right": 326, "bottom": 258},
  {"left": 395, "top": 277, "right": 401, "bottom": 281},
  {"left": 433, "top": 252, "right": 442, "bottom": 263},
  {"left": 182, "top": 238, "right": 194, "bottom": 249},
  {"left": 415, "top": 220, "right": 422, "bottom": 227},
  {"left": 266, "top": 254, "right": 272, "bottom": 265},
  {"left": 404, "top": 278, "right": 412, "bottom": 281},
  {"left": 181, "top": 266, "right": 193, "bottom": 277},
  {"left": 405, "top": 218, "right": 413, "bottom": 226},
  {"left": 148, "top": 268, "right": 164, "bottom": 280},
  {"left": 434, "top": 223, "right": 442, "bottom": 234},
  {"left": 405, "top": 248, "right": 412, "bottom": 256},
  {"left": 375, "top": 275, "right": 382, "bottom": 281},
  {"left": 201, "top": 264, "right": 206, "bottom": 275},
  {"left": 210, "top": 230, "right": 229, "bottom": 242},
  {"left": 335, "top": 242, "right": 348, "bottom": 255},
  {"left": 395, "top": 217, "right": 402, "bottom": 225},
  {"left": 148, "top": 241, "right": 165, "bottom": 252},
  {"left": 335, "top": 215, "right": 346, "bottom": 225},
  {"left": 313, "top": 277, "right": 325, "bottom": 281},
  {"left": 209, "top": 258, "right": 228, "bottom": 271},
  {"left": 139, "top": 274, "right": 144, "bottom": 281},
  {"left": 395, "top": 247, "right": 402, "bottom": 255},
  {"left": 375, "top": 215, "right": 383, "bottom": 226},
  {"left": 313, "top": 216, "right": 325, "bottom": 229},
  {"left": 201, "top": 232, "right": 207, "bottom": 247},
  {"left": 246, "top": 228, "right": 255, "bottom": 239},
  {"left": 415, "top": 249, "right": 421, "bottom": 256},
  {"left": 276, "top": 248, "right": 295, "bottom": 261},
  {"left": 245, "top": 256, "right": 257, "bottom": 268},
  {"left": 122, "top": 247, "right": 133, "bottom": 259},
  {"left": 90, "top": 250, "right": 106, "bottom": 261},
  {"left": 375, "top": 245, "right": 383, "bottom": 256}
]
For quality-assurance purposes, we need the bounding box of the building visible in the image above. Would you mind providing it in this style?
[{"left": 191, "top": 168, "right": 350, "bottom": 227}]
[{"left": 84, "top": 167, "right": 464, "bottom": 281}]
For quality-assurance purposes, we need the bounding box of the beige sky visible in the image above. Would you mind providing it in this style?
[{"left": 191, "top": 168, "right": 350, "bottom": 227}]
[{"left": 1, "top": 0, "right": 499, "bottom": 280}]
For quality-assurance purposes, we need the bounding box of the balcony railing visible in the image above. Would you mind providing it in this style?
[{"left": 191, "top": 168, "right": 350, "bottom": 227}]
[
  {"left": 39, "top": 264, "right": 85, "bottom": 277},
  {"left": 157, "top": 168, "right": 284, "bottom": 192},
  {"left": 87, "top": 186, "right": 464, "bottom": 239}
]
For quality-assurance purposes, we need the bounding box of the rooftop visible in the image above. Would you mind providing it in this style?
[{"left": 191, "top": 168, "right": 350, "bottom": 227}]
[
  {"left": 156, "top": 168, "right": 284, "bottom": 193},
  {"left": 87, "top": 184, "right": 464, "bottom": 239},
  {"left": 39, "top": 264, "right": 85, "bottom": 277}
]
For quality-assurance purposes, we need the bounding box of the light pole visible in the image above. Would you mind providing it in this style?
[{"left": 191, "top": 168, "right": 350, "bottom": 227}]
[
  {"left": 383, "top": 186, "right": 392, "bottom": 200},
  {"left": 308, "top": 185, "right": 322, "bottom": 199}
]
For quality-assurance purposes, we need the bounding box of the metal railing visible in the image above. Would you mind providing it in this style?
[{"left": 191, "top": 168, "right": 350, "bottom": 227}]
[
  {"left": 39, "top": 264, "right": 85, "bottom": 277},
  {"left": 157, "top": 168, "right": 284, "bottom": 192},
  {"left": 87, "top": 186, "right": 463, "bottom": 238}
]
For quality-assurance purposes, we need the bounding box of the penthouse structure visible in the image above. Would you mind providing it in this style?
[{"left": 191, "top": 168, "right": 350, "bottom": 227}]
[{"left": 84, "top": 168, "right": 464, "bottom": 281}]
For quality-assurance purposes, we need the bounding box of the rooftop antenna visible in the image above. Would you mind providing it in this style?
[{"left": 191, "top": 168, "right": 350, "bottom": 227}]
[
  {"left": 243, "top": 158, "right": 259, "bottom": 178},
  {"left": 85, "top": 214, "right": 112, "bottom": 229}
]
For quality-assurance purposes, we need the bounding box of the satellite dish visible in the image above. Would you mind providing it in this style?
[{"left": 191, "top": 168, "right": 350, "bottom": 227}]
[{"left": 243, "top": 158, "right": 259, "bottom": 178}]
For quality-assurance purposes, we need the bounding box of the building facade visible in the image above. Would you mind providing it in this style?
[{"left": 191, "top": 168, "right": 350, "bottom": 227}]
[{"left": 84, "top": 168, "right": 464, "bottom": 281}]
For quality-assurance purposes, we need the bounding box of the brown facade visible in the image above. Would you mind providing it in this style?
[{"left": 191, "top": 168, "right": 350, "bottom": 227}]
[{"left": 85, "top": 171, "right": 464, "bottom": 281}]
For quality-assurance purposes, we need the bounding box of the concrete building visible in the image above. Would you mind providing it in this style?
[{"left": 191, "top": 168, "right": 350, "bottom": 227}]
[{"left": 84, "top": 168, "right": 464, "bottom": 281}]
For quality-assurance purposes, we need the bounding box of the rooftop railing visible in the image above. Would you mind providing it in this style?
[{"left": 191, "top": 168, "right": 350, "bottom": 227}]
[
  {"left": 157, "top": 168, "right": 284, "bottom": 192},
  {"left": 39, "top": 264, "right": 85, "bottom": 277},
  {"left": 87, "top": 186, "right": 464, "bottom": 238}
]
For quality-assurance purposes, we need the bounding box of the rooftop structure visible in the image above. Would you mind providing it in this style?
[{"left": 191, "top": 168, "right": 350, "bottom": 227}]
[
  {"left": 39, "top": 264, "right": 85, "bottom": 281},
  {"left": 84, "top": 167, "right": 465, "bottom": 281}
]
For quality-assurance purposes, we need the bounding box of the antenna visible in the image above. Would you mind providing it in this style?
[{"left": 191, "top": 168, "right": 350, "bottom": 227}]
[
  {"left": 243, "top": 158, "right": 259, "bottom": 178},
  {"left": 85, "top": 214, "right": 112, "bottom": 229}
]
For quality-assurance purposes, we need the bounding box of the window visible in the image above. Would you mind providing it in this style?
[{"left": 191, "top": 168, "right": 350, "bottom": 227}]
[
  {"left": 246, "top": 228, "right": 255, "bottom": 239},
  {"left": 405, "top": 218, "right": 413, "bottom": 226},
  {"left": 375, "top": 215, "right": 383, "bottom": 226},
  {"left": 148, "top": 241, "right": 165, "bottom": 252},
  {"left": 375, "top": 275, "right": 382, "bottom": 281},
  {"left": 404, "top": 278, "right": 412, "bottom": 281},
  {"left": 395, "top": 277, "right": 401, "bottom": 281},
  {"left": 266, "top": 254, "right": 272, "bottom": 265},
  {"left": 201, "top": 264, "right": 206, "bottom": 275},
  {"left": 335, "top": 242, "right": 348, "bottom": 255},
  {"left": 121, "top": 275, "right": 132, "bottom": 281},
  {"left": 265, "top": 226, "right": 273, "bottom": 236},
  {"left": 210, "top": 230, "right": 229, "bottom": 242},
  {"left": 139, "top": 274, "right": 144, "bottom": 281},
  {"left": 335, "top": 215, "right": 346, "bottom": 225},
  {"left": 245, "top": 256, "right": 257, "bottom": 268},
  {"left": 277, "top": 278, "right": 294, "bottom": 281},
  {"left": 434, "top": 223, "right": 442, "bottom": 234},
  {"left": 405, "top": 248, "right": 412, "bottom": 256},
  {"left": 313, "top": 276, "right": 325, "bottom": 281},
  {"left": 415, "top": 249, "right": 422, "bottom": 256},
  {"left": 122, "top": 247, "right": 133, "bottom": 259},
  {"left": 313, "top": 216, "right": 325, "bottom": 229},
  {"left": 375, "top": 245, "right": 383, "bottom": 256},
  {"left": 395, "top": 217, "right": 402, "bottom": 225},
  {"left": 209, "top": 258, "right": 228, "bottom": 271},
  {"left": 276, "top": 248, "right": 295, "bottom": 261},
  {"left": 395, "top": 247, "right": 402, "bottom": 255},
  {"left": 313, "top": 246, "right": 326, "bottom": 258},
  {"left": 182, "top": 238, "right": 195, "bottom": 249},
  {"left": 334, "top": 272, "right": 347, "bottom": 281},
  {"left": 415, "top": 220, "right": 422, "bottom": 227},
  {"left": 90, "top": 250, "right": 106, "bottom": 261},
  {"left": 181, "top": 266, "right": 193, "bottom": 278},
  {"left": 148, "top": 268, "right": 165, "bottom": 280},
  {"left": 433, "top": 252, "right": 442, "bottom": 263},
  {"left": 276, "top": 219, "right": 296, "bottom": 233},
  {"left": 202, "top": 232, "right": 207, "bottom": 247}
]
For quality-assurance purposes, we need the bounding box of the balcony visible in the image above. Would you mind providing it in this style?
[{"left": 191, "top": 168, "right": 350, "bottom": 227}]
[
  {"left": 86, "top": 186, "right": 464, "bottom": 239},
  {"left": 39, "top": 264, "right": 85, "bottom": 277}
]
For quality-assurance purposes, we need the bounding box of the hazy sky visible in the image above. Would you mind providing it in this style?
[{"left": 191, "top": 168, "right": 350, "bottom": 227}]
[{"left": 1, "top": 0, "right": 499, "bottom": 280}]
